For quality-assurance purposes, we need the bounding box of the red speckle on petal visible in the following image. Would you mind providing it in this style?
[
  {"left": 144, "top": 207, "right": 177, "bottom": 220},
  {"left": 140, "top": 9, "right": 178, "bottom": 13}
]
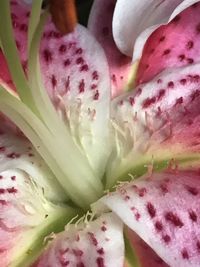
[
  {"left": 72, "top": 249, "right": 83, "bottom": 257},
  {"left": 92, "top": 71, "right": 99, "bottom": 80},
  {"left": 182, "top": 249, "right": 189, "bottom": 259},
  {"left": 101, "top": 226, "right": 107, "bottom": 232},
  {"left": 0, "top": 189, "right": 5, "bottom": 194},
  {"left": 186, "top": 40, "right": 194, "bottom": 50},
  {"left": 162, "top": 234, "right": 171, "bottom": 244},
  {"left": 155, "top": 221, "right": 163, "bottom": 231},
  {"left": 97, "top": 248, "right": 104, "bottom": 255},
  {"left": 163, "top": 49, "right": 171, "bottom": 56},
  {"left": 165, "top": 211, "right": 184, "bottom": 227},
  {"left": 43, "top": 49, "right": 53, "bottom": 63},
  {"left": 80, "top": 64, "right": 89, "bottom": 72},
  {"left": 79, "top": 80, "right": 85, "bottom": 93},
  {"left": 7, "top": 152, "right": 20, "bottom": 159},
  {"left": 11, "top": 176, "right": 16, "bottom": 181},
  {"left": 96, "top": 257, "right": 105, "bottom": 267},
  {"left": 138, "top": 187, "right": 147, "bottom": 197},
  {"left": 51, "top": 75, "right": 57, "bottom": 88},
  {"left": 0, "top": 147, "right": 5, "bottom": 152},
  {"left": 88, "top": 232, "right": 98, "bottom": 246},
  {"left": 196, "top": 241, "right": 200, "bottom": 250},
  {"left": 0, "top": 200, "right": 6, "bottom": 205},
  {"left": 7, "top": 187, "right": 17, "bottom": 193},
  {"left": 186, "top": 185, "right": 198, "bottom": 195},
  {"left": 76, "top": 57, "right": 84, "bottom": 65},
  {"left": 146, "top": 202, "right": 156, "bottom": 218},
  {"left": 189, "top": 210, "right": 197, "bottom": 222},
  {"left": 93, "top": 90, "right": 99, "bottom": 100},
  {"left": 178, "top": 54, "right": 185, "bottom": 62},
  {"left": 64, "top": 59, "right": 71, "bottom": 67},
  {"left": 59, "top": 44, "right": 67, "bottom": 53},
  {"left": 168, "top": 81, "right": 175, "bottom": 88},
  {"left": 142, "top": 97, "right": 156, "bottom": 109},
  {"left": 75, "top": 48, "right": 83, "bottom": 54}
]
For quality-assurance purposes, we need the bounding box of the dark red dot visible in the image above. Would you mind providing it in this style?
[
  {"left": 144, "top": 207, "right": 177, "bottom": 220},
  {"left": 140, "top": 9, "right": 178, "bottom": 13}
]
[
  {"left": 80, "top": 64, "right": 89, "bottom": 72},
  {"left": 163, "top": 49, "right": 171, "bottom": 56},
  {"left": 181, "top": 249, "right": 189, "bottom": 259},
  {"left": 178, "top": 54, "right": 185, "bottom": 62},
  {"left": 187, "top": 58, "right": 194, "bottom": 64},
  {"left": 155, "top": 221, "right": 163, "bottom": 231},
  {"left": 186, "top": 185, "right": 198, "bottom": 195},
  {"left": 159, "top": 36, "right": 165, "bottom": 42},
  {"left": 168, "top": 81, "right": 174, "bottom": 88},
  {"left": 0, "top": 189, "right": 5, "bottom": 194},
  {"left": 165, "top": 211, "right": 184, "bottom": 227},
  {"left": 59, "top": 44, "right": 67, "bottom": 53},
  {"left": 162, "top": 234, "right": 171, "bottom": 243},
  {"left": 186, "top": 40, "right": 194, "bottom": 50},
  {"left": 96, "top": 257, "right": 105, "bottom": 267},
  {"left": 43, "top": 49, "right": 53, "bottom": 63},
  {"left": 146, "top": 202, "right": 156, "bottom": 218},
  {"left": 51, "top": 75, "right": 57, "bottom": 88},
  {"left": 189, "top": 210, "right": 197, "bottom": 222},
  {"left": 196, "top": 23, "right": 200, "bottom": 34},
  {"left": 64, "top": 59, "right": 71, "bottom": 66},
  {"left": 180, "top": 78, "right": 187, "bottom": 85}
]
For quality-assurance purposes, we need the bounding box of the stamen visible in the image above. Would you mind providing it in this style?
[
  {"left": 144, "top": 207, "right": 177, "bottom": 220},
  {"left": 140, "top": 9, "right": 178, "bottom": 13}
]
[{"left": 49, "top": 0, "right": 77, "bottom": 34}]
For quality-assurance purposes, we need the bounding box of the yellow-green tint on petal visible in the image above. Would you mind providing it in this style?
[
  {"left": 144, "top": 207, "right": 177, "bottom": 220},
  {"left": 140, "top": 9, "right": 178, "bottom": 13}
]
[
  {"left": 11, "top": 205, "right": 78, "bottom": 267},
  {"left": 125, "top": 60, "right": 139, "bottom": 91}
]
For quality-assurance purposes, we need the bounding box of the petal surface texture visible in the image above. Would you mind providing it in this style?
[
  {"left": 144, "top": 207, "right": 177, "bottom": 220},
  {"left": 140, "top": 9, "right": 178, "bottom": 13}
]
[
  {"left": 33, "top": 213, "right": 124, "bottom": 267},
  {"left": 0, "top": 117, "right": 72, "bottom": 266},
  {"left": 113, "top": 0, "right": 200, "bottom": 57},
  {"left": 107, "top": 62, "right": 200, "bottom": 186},
  {"left": 127, "top": 229, "right": 169, "bottom": 267},
  {"left": 97, "top": 169, "right": 200, "bottom": 267},
  {"left": 136, "top": 1, "right": 200, "bottom": 84},
  {"left": 88, "top": 0, "right": 132, "bottom": 97},
  {"left": 0, "top": 0, "right": 111, "bottom": 179}
]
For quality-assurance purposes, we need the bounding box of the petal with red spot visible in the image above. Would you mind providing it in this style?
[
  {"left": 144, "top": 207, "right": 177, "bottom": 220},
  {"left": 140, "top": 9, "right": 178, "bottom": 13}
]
[
  {"left": 88, "top": 0, "right": 132, "bottom": 97},
  {"left": 113, "top": 0, "right": 186, "bottom": 56},
  {"left": 136, "top": 1, "right": 200, "bottom": 84},
  {"left": 32, "top": 213, "right": 124, "bottom": 267},
  {"left": 0, "top": 0, "right": 111, "bottom": 178},
  {"left": 95, "top": 169, "right": 200, "bottom": 267},
  {"left": 107, "top": 63, "right": 200, "bottom": 185}
]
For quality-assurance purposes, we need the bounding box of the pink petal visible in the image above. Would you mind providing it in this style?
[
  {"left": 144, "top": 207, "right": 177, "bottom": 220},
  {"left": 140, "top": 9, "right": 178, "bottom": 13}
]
[
  {"left": 32, "top": 213, "right": 124, "bottom": 267},
  {"left": 0, "top": 0, "right": 111, "bottom": 178},
  {"left": 136, "top": 1, "right": 200, "bottom": 85},
  {"left": 127, "top": 229, "right": 169, "bottom": 267},
  {"left": 113, "top": 0, "right": 185, "bottom": 56},
  {"left": 0, "top": 116, "right": 67, "bottom": 266},
  {"left": 96, "top": 169, "right": 200, "bottom": 266},
  {"left": 88, "top": 0, "right": 132, "bottom": 97},
  {"left": 108, "top": 63, "right": 200, "bottom": 183}
]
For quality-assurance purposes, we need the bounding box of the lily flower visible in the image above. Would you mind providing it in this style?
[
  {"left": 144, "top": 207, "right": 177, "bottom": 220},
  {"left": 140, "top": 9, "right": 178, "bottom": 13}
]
[{"left": 0, "top": 0, "right": 200, "bottom": 266}]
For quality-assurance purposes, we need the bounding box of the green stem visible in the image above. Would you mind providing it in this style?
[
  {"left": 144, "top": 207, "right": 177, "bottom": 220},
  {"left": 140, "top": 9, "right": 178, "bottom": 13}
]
[
  {"left": 28, "top": 0, "right": 43, "bottom": 53},
  {"left": 0, "top": 0, "right": 37, "bottom": 112}
]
